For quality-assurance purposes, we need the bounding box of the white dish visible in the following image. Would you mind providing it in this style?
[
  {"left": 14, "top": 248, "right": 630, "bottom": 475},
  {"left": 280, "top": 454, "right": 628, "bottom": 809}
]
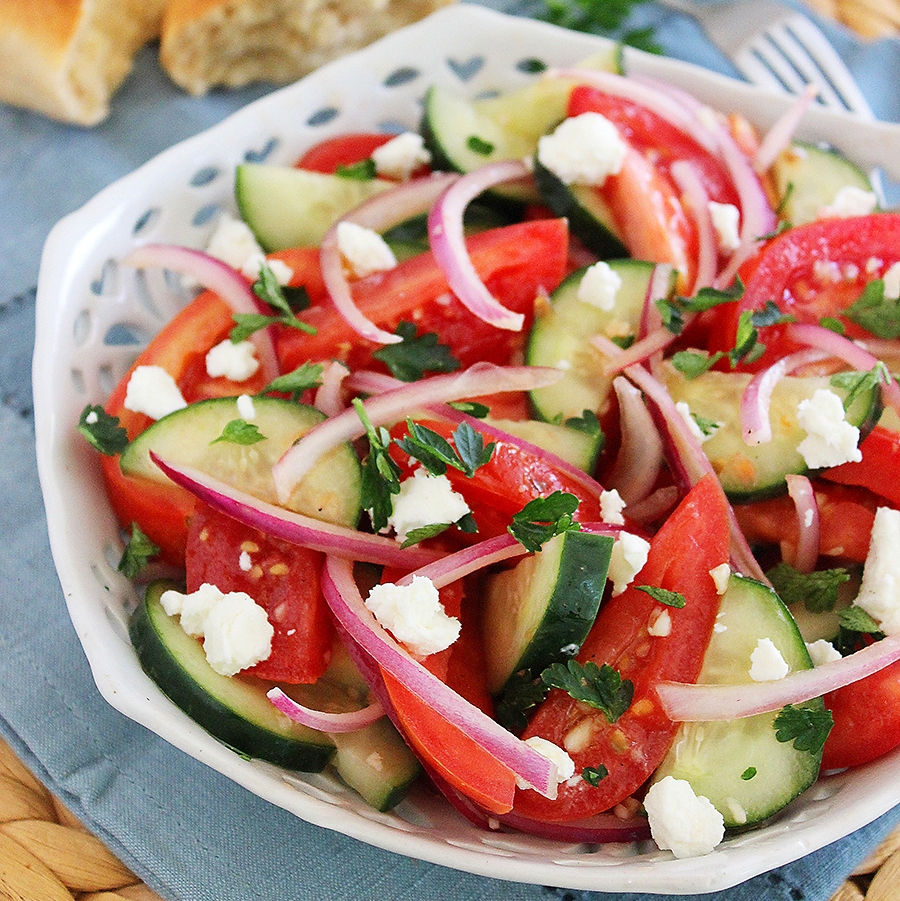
[{"left": 33, "top": 5, "right": 900, "bottom": 893}]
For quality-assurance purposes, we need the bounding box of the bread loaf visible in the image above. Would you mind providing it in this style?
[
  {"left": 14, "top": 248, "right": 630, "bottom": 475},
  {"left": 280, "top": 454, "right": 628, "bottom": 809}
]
[
  {"left": 0, "top": 0, "right": 166, "bottom": 125},
  {"left": 160, "top": 0, "right": 454, "bottom": 96}
]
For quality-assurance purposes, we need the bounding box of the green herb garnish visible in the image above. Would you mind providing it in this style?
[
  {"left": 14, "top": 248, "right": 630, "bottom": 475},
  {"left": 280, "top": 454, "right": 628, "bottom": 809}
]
[
  {"left": 508, "top": 491, "right": 581, "bottom": 552},
  {"left": 773, "top": 705, "right": 834, "bottom": 755},
  {"left": 371, "top": 321, "right": 461, "bottom": 382},
  {"left": 541, "top": 660, "right": 633, "bottom": 724},
  {"left": 78, "top": 404, "right": 128, "bottom": 456}
]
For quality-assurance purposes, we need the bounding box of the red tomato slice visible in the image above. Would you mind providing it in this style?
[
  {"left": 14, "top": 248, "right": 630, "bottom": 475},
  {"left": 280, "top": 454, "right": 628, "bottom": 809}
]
[
  {"left": 185, "top": 503, "right": 334, "bottom": 684},
  {"left": 512, "top": 474, "right": 730, "bottom": 822},
  {"left": 275, "top": 219, "right": 569, "bottom": 374},
  {"left": 713, "top": 214, "right": 900, "bottom": 369},
  {"left": 821, "top": 657, "right": 900, "bottom": 770},
  {"left": 101, "top": 290, "right": 269, "bottom": 563},
  {"left": 733, "top": 482, "right": 878, "bottom": 565},
  {"left": 822, "top": 426, "right": 900, "bottom": 509},
  {"left": 295, "top": 133, "right": 395, "bottom": 173}
]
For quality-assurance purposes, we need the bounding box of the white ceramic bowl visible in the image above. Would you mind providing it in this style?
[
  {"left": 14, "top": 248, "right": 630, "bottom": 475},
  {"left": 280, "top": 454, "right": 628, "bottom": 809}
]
[{"left": 33, "top": 5, "right": 900, "bottom": 893}]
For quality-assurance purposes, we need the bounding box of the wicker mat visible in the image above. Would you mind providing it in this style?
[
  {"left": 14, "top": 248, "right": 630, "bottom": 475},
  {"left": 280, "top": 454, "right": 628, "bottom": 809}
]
[{"left": 7, "top": 0, "right": 898, "bottom": 898}]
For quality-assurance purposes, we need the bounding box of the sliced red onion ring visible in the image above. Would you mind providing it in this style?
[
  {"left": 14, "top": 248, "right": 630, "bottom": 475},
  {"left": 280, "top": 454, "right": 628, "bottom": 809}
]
[
  {"left": 785, "top": 322, "right": 900, "bottom": 416},
  {"left": 597, "top": 326, "right": 678, "bottom": 376},
  {"left": 606, "top": 377, "right": 664, "bottom": 506},
  {"left": 122, "top": 243, "right": 280, "bottom": 382},
  {"left": 320, "top": 173, "right": 460, "bottom": 345},
  {"left": 428, "top": 160, "right": 532, "bottom": 331},
  {"left": 658, "top": 633, "right": 900, "bottom": 721},
  {"left": 150, "top": 453, "right": 441, "bottom": 569},
  {"left": 314, "top": 361, "right": 351, "bottom": 417},
  {"left": 670, "top": 160, "right": 717, "bottom": 292},
  {"left": 785, "top": 474, "right": 820, "bottom": 574},
  {"left": 397, "top": 534, "right": 526, "bottom": 589},
  {"left": 266, "top": 687, "right": 384, "bottom": 733},
  {"left": 754, "top": 85, "right": 819, "bottom": 175},
  {"left": 272, "top": 363, "right": 563, "bottom": 504},
  {"left": 322, "top": 555, "right": 557, "bottom": 797}
]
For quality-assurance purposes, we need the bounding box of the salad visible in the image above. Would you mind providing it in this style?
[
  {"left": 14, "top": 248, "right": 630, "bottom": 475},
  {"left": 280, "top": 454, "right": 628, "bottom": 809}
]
[{"left": 76, "top": 52, "right": 900, "bottom": 860}]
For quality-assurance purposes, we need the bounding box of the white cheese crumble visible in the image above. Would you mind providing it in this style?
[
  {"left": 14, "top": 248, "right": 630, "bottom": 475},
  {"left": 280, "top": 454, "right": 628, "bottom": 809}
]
[
  {"left": 236, "top": 393, "right": 256, "bottom": 421},
  {"left": 648, "top": 609, "right": 672, "bottom": 637},
  {"left": 608, "top": 532, "right": 651, "bottom": 597},
  {"left": 853, "top": 506, "right": 900, "bottom": 635},
  {"left": 160, "top": 582, "right": 273, "bottom": 676},
  {"left": 371, "top": 132, "right": 431, "bottom": 180},
  {"left": 514, "top": 737, "right": 575, "bottom": 796},
  {"left": 709, "top": 563, "right": 731, "bottom": 595},
  {"left": 818, "top": 185, "right": 878, "bottom": 219},
  {"left": 536, "top": 112, "right": 627, "bottom": 186},
  {"left": 336, "top": 221, "right": 397, "bottom": 278},
  {"left": 384, "top": 468, "right": 471, "bottom": 543},
  {"left": 600, "top": 488, "right": 626, "bottom": 526},
  {"left": 883, "top": 261, "right": 900, "bottom": 298},
  {"left": 643, "top": 776, "right": 724, "bottom": 858},
  {"left": 675, "top": 400, "right": 717, "bottom": 444},
  {"left": 708, "top": 201, "right": 741, "bottom": 252},
  {"left": 806, "top": 638, "right": 842, "bottom": 666},
  {"left": 123, "top": 365, "right": 187, "bottom": 420},
  {"left": 205, "top": 339, "right": 260, "bottom": 382},
  {"left": 796, "top": 388, "right": 862, "bottom": 469},
  {"left": 749, "top": 637, "right": 790, "bottom": 682},
  {"left": 576, "top": 260, "right": 622, "bottom": 311},
  {"left": 238, "top": 550, "right": 253, "bottom": 572},
  {"left": 364, "top": 575, "right": 461, "bottom": 657},
  {"left": 206, "top": 214, "right": 293, "bottom": 283},
  {"left": 813, "top": 259, "right": 842, "bottom": 284}
]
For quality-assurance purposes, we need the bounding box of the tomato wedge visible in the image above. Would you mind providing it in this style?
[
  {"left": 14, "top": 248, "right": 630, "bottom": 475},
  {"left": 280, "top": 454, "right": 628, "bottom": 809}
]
[
  {"left": 513, "top": 475, "right": 730, "bottom": 822},
  {"left": 295, "top": 133, "right": 394, "bottom": 172},
  {"left": 185, "top": 503, "right": 334, "bottom": 684},
  {"left": 275, "top": 219, "right": 569, "bottom": 374},
  {"left": 822, "top": 426, "right": 900, "bottom": 509}
]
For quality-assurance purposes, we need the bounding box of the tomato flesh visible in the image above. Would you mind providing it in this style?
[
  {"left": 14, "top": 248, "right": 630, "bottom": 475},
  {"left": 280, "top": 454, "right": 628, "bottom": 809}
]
[{"left": 295, "top": 133, "right": 395, "bottom": 173}]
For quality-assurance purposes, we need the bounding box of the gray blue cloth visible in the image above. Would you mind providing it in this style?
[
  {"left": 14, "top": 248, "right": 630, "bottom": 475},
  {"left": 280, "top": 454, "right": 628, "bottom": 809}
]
[{"left": 3, "top": 1, "right": 900, "bottom": 898}]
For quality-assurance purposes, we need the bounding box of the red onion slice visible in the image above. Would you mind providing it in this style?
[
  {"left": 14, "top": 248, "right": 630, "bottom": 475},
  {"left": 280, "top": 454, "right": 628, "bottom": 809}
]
[
  {"left": 754, "top": 85, "right": 819, "bottom": 175},
  {"left": 322, "top": 555, "right": 557, "bottom": 797},
  {"left": 266, "top": 687, "right": 384, "bottom": 733},
  {"left": 122, "top": 243, "right": 280, "bottom": 382},
  {"left": 314, "top": 361, "right": 351, "bottom": 417},
  {"left": 319, "top": 173, "right": 460, "bottom": 345},
  {"left": 596, "top": 326, "right": 678, "bottom": 376},
  {"left": 785, "top": 474, "right": 820, "bottom": 573},
  {"left": 428, "top": 160, "right": 533, "bottom": 331},
  {"left": 397, "top": 534, "right": 526, "bottom": 589},
  {"left": 670, "top": 160, "right": 717, "bottom": 292},
  {"left": 150, "top": 453, "right": 441, "bottom": 569},
  {"left": 272, "top": 363, "right": 563, "bottom": 504},
  {"left": 658, "top": 634, "right": 900, "bottom": 721}
]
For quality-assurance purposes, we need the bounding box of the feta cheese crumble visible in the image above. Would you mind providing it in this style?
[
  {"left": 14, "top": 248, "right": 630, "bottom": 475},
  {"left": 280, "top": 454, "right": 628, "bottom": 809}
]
[
  {"left": 336, "top": 221, "right": 397, "bottom": 278},
  {"left": 806, "top": 638, "right": 842, "bottom": 666},
  {"left": 600, "top": 488, "right": 626, "bottom": 526},
  {"left": 818, "top": 185, "right": 878, "bottom": 219},
  {"left": 709, "top": 563, "right": 731, "bottom": 595},
  {"left": 708, "top": 201, "right": 741, "bottom": 252},
  {"left": 853, "top": 506, "right": 900, "bottom": 635},
  {"left": 205, "top": 339, "right": 260, "bottom": 382},
  {"left": 236, "top": 393, "right": 256, "bottom": 421},
  {"left": 206, "top": 214, "right": 293, "bottom": 283},
  {"left": 643, "top": 776, "right": 724, "bottom": 858},
  {"left": 647, "top": 609, "right": 672, "bottom": 637},
  {"left": 608, "top": 532, "right": 651, "bottom": 597},
  {"left": 385, "top": 468, "right": 471, "bottom": 543},
  {"left": 514, "top": 737, "right": 576, "bottom": 796},
  {"left": 160, "top": 582, "right": 273, "bottom": 676},
  {"left": 883, "top": 261, "right": 900, "bottom": 299},
  {"left": 537, "top": 112, "right": 627, "bottom": 186},
  {"left": 123, "top": 365, "right": 187, "bottom": 420},
  {"left": 364, "top": 575, "right": 461, "bottom": 657},
  {"left": 577, "top": 260, "right": 622, "bottom": 311},
  {"left": 749, "top": 637, "right": 789, "bottom": 682},
  {"left": 676, "top": 401, "right": 718, "bottom": 444},
  {"left": 796, "top": 389, "right": 862, "bottom": 469},
  {"left": 371, "top": 132, "right": 431, "bottom": 180}
]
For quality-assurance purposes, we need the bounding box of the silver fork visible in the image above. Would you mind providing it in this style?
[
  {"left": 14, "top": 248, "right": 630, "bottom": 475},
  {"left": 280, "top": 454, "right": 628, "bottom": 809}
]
[{"left": 656, "top": 0, "right": 875, "bottom": 118}]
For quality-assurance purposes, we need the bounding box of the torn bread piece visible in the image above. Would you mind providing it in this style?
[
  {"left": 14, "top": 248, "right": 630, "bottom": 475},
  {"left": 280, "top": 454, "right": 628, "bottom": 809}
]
[
  {"left": 160, "top": 0, "right": 454, "bottom": 96},
  {"left": 0, "top": 0, "right": 166, "bottom": 125}
]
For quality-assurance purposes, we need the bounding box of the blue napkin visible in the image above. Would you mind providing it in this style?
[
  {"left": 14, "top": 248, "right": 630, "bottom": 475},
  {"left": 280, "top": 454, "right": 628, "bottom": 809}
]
[{"left": 3, "top": 2, "right": 900, "bottom": 899}]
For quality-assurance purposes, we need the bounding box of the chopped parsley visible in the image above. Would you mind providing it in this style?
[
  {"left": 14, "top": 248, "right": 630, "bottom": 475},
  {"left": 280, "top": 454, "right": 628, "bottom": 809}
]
[
  {"left": 371, "top": 321, "right": 461, "bottom": 382},
  {"left": 843, "top": 278, "right": 900, "bottom": 339},
  {"left": 78, "top": 404, "right": 128, "bottom": 456},
  {"left": 508, "top": 491, "right": 581, "bottom": 553},
  {"left": 355, "top": 399, "right": 403, "bottom": 533},
  {"left": 395, "top": 420, "right": 494, "bottom": 478},
  {"left": 582, "top": 765, "right": 609, "bottom": 786},
  {"left": 741, "top": 767, "right": 757, "bottom": 781},
  {"left": 773, "top": 704, "right": 834, "bottom": 755},
  {"left": 635, "top": 585, "right": 686, "bottom": 608},
  {"left": 335, "top": 158, "right": 377, "bottom": 181},
  {"left": 466, "top": 135, "right": 495, "bottom": 156},
  {"left": 261, "top": 361, "right": 324, "bottom": 400},
  {"left": 118, "top": 523, "right": 160, "bottom": 579},
  {"left": 211, "top": 419, "right": 266, "bottom": 446},
  {"left": 838, "top": 605, "right": 882, "bottom": 635},
  {"left": 766, "top": 562, "right": 850, "bottom": 614},
  {"left": 541, "top": 660, "right": 633, "bottom": 724},
  {"left": 232, "top": 263, "right": 316, "bottom": 341}
]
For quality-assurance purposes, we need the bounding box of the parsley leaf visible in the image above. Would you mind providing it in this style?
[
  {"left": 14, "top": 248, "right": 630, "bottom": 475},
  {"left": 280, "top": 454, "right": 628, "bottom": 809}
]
[
  {"left": 830, "top": 363, "right": 890, "bottom": 412},
  {"left": 565, "top": 409, "right": 604, "bottom": 440},
  {"left": 354, "top": 399, "right": 403, "bottom": 533},
  {"left": 773, "top": 704, "right": 834, "bottom": 755},
  {"left": 467, "top": 135, "right": 495, "bottom": 156},
  {"left": 232, "top": 263, "right": 316, "bottom": 341},
  {"left": 495, "top": 672, "right": 550, "bottom": 733},
  {"left": 395, "top": 420, "right": 494, "bottom": 479},
  {"left": 371, "top": 321, "right": 461, "bottom": 382},
  {"left": 671, "top": 349, "right": 726, "bottom": 379},
  {"left": 401, "top": 522, "right": 453, "bottom": 547},
  {"left": 541, "top": 659, "right": 634, "bottom": 724},
  {"left": 838, "top": 605, "right": 882, "bottom": 635},
  {"left": 211, "top": 419, "right": 266, "bottom": 445},
  {"left": 741, "top": 767, "right": 757, "bottom": 781},
  {"left": 253, "top": 262, "right": 294, "bottom": 316},
  {"left": 335, "top": 159, "right": 377, "bottom": 180},
  {"left": 844, "top": 278, "right": 900, "bottom": 339},
  {"left": 262, "top": 361, "right": 324, "bottom": 400},
  {"left": 635, "top": 585, "right": 686, "bottom": 608},
  {"left": 537, "top": 0, "right": 660, "bottom": 52},
  {"left": 656, "top": 281, "right": 744, "bottom": 335},
  {"left": 766, "top": 562, "right": 850, "bottom": 613},
  {"left": 447, "top": 400, "right": 490, "bottom": 419},
  {"left": 508, "top": 491, "right": 581, "bottom": 552},
  {"left": 118, "top": 522, "right": 160, "bottom": 579},
  {"left": 78, "top": 404, "right": 128, "bottom": 456},
  {"left": 582, "top": 765, "right": 609, "bottom": 786}
]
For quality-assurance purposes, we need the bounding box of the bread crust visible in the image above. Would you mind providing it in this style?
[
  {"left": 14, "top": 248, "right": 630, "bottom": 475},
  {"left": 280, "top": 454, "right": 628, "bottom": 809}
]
[
  {"left": 160, "top": 0, "right": 454, "bottom": 96},
  {"left": 0, "top": 0, "right": 165, "bottom": 125}
]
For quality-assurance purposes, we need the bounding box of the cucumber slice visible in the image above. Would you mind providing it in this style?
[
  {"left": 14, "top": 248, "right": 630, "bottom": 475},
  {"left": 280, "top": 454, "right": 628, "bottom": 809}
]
[
  {"left": 664, "top": 365, "right": 881, "bottom": 502},
  {"left": 120, "top": 396, "right": 361, "bottom": 526},
  {"left": 235, "top": 163, "right": 392, "bottom": 252},
  {"left": 527, "top": 259, "right": 674, "bottom": 422},
  {"left": 331, "top": 718, "right": 421, "bottom": 811},
  {"left": 771, "top": 142, "right": 875, "bottom": 227},
  {"left": 482, "top": 529, "right": 614, "bottom": 695},
  {"left": 653, "top": 573, "right": 823, "bottom": 829},
  {"left": 131, "top": 581, "right": 336, "bottom": 771},
  {"left": 485, "top": 417, "right": 604, "bottom": 473}
]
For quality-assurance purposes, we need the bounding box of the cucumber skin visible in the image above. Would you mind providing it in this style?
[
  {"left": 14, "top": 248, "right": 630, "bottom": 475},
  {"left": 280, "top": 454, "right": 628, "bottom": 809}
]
[{"left": 130, "top": 585, "right": 335, "bottom": 772}]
